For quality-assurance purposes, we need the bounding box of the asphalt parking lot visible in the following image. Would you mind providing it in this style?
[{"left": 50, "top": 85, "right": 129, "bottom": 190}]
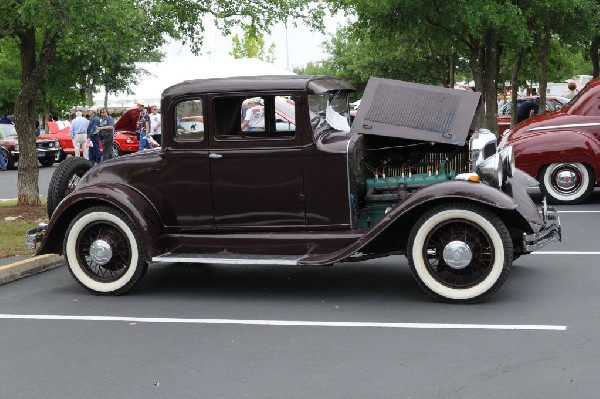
[{"left": 1, "top": 169, "right": 600, "bottom": 398}]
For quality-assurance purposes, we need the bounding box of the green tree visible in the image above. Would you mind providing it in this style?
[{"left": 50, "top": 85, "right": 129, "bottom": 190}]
[
  {"left": 230, "top": 25, "right": 276, "bottom": 63},
  {"left": 0, "top": 0, "right": 323, "bottom": 206}
]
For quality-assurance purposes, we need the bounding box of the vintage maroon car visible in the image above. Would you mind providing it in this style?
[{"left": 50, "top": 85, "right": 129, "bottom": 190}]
[
  {"left": 40, "top": 111, "right": 140, "bottom": 161},
  {"left": 497, "top": 96, "right": 567, "bottom": 135},
  {"left": 27, "top": 76, "right": 561, "bottom": 303},
  {"left": 500, "top": 78, "right": 600, "bottom": 204},
  {"left": 0, "top": 123, "right": 60, "bottom": 169}
]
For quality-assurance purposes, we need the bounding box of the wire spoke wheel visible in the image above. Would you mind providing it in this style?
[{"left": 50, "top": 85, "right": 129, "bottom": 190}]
[
  {"left": 75, "top": 221, "right": 132, "bottom": 283},
  {"left": 65, "top": 206, "right": 148, "bottom": 295},
  {"left": 423, "top": 219, "right": 494, "bottom": 289},
  {"left": 408, "top": 203, "right": 512, "bottom": 303}
]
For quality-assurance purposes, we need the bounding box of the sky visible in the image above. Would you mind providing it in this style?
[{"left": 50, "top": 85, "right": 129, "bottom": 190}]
[
  {"left": 165, "top": 17, "right": 339, "bottom": 71},
  {"left": 103, "top": 16, "right": 342, "bottom": 105}
]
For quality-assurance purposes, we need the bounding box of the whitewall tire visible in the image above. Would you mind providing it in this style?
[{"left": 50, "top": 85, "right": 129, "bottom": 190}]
[
  {"left": 407, "top": 203, "right": 512, "bottom": 304},
  {"left": 540, "top": 163, "right": 594, "bottom": 205},
  {"left": 64, "top": 207, "right": 148, "bottom": 295}
]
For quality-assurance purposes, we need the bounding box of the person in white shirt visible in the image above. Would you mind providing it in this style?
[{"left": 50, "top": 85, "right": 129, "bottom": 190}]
[
  {"left": 149, "top": 105, "right": 162, "bottom": 145},
  {"left": 562, "top": 82, "right": 578, "bottom": 99},
  {"left": 241, "top": 98, "right": 265, "bottom": 132},
  {"left": 69, "top": 110, "right": 89, "bottom": 158}
]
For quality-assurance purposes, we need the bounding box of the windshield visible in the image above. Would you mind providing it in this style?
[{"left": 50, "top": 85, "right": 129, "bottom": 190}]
[
  {"left": 0, "top": 123, "right": 17, "bottom": 138},
  {"left": 308, "top": 92, "right": 351, "bottom": 138}
]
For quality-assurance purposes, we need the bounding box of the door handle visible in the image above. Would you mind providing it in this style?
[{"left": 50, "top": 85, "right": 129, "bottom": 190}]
[{"left": 209, "top": 153, "right": 223, "bottom": 159}]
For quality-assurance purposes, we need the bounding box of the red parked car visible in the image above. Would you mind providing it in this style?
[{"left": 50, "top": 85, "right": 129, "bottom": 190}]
[
  {"left": 0, "top": 123, "right": 60, "bottom": 169},
  {"left": 40, "top": 109, "right": 141, "bottom": 161},
  {"left": 497, "top": 96, "right": 568, "bottom": 135},
  {"left": 500, "top": 78, "right": 600, "bottom": 204}
]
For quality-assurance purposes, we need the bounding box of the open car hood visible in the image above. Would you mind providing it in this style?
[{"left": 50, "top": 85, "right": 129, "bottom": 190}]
[
  {"left": 114, "top": 107, "right": 151, "bottom": 133},
  {"left": 351, "top": 77, "right": 480, "bottom": 145}
]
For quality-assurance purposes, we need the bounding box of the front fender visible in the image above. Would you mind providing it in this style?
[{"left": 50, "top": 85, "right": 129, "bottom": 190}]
[
  {"left": 37, "top": 183, "right": 164, "bottom": 262},
  {"left": 509, "top": 130, "right": 600, "bottom": 181},
  {"left": 300, "top": 181, "right": 520, "bottom": 265}
]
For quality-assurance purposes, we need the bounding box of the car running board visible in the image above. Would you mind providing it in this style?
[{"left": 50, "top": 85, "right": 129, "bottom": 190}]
[{"left": 152, "top": 253, "right": 303, "bottom": 265}]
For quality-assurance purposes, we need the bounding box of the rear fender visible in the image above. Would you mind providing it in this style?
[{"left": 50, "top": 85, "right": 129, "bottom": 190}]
[
  {"left": 37, "top": 184, "right": 163, "bottom": 262},
  {"left": 510, "top": 130, "right": 600, "bottom": 182}
]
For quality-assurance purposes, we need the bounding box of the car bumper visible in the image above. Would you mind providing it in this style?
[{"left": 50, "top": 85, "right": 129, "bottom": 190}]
[
  {"left": 522, "top": 202, "right": 561, "bottom": 253},
  {"left": 26, "top": 223, "right": 48, "bottom": 250},
  {"left": 11, "top": 148, "right": 60, "bottom": 159}
]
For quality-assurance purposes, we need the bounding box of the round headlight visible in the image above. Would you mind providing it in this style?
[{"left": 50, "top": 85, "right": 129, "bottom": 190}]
[
  {"left": 498, "top": 146, "right": 515, "bottom": 179},
  {"left": 475, "top": 153, "right": 503, "bottom": 188}
]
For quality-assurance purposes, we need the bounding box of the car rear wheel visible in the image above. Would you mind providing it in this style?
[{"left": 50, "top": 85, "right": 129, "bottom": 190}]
[
  {"left": 56, "top": 149, "right": 67, "bottom": 162},
  {"left": 407, "top": 203, "right": 512, "bottom": 304},
  {"left": 47, "top": 156, "right": 93, "bottom": 217},
  {"left": 540, "top": 163, "right": 594, "bottom": 205},
  {"left": 64, "top": 206, "right": 148, "bottom": 295},
  {"left": 112, "top": 143, "right": 122, "bottom": 158}
]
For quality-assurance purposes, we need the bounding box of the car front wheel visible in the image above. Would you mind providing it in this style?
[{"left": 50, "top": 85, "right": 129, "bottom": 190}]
[
  {"left": 407, "top": 203, "right": 512, "bottom": 304},
  {"left": 64, "top": 206, "right": 148, "bottom": 295},
  {"left": 540, "top": 163, "right": 594, "bottom": 205},
  {"left": 40, "top": 158, "right": 55, "bottom": 167}
]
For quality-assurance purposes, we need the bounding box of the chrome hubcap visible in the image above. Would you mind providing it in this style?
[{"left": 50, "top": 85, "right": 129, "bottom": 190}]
[
  {"left": 442, "top": 241, "right": 473, "bottom": 269},
  {"left": 551, "top": 164, "right": 582, "bottom": 194},
  {"left": 555, "top": 169, "right": 579, "bottom": 191},
  {"left": 89, "top": 239, "right": 113, "bottom": 266}
]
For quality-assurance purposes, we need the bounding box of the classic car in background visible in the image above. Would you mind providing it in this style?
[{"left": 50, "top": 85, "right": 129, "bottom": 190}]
[
  {"left": 40, "top": 110, "right": 141, "bottom": 161},
  {"left": 0, "top": 123, "right": 60, "bottom": 169},
  {"left": 28, "top": 76, "right": 561, "bottom": 304},
  {"left": 497, "top": 96, "right": 569, "bottom": 135},
  {"left": 500, "top": 78, "right": 600, "bottom": 204}
]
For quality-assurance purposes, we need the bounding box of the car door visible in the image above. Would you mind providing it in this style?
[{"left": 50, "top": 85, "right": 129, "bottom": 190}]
[
  {"left": 142, "top": 98, "right": 214, "bottom": 230},
  {"left": 208, "top": 94, "right": 305, "bottom": 231}
]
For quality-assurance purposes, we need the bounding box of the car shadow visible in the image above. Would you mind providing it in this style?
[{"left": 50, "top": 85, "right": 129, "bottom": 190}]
[{"left": 133, "top": 258, "right": 427, "bottom": 303}]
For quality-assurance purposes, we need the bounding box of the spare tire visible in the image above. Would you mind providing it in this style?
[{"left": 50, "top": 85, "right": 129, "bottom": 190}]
[{"left": 47, "top": 156, "right": 93, "bottom": 218}]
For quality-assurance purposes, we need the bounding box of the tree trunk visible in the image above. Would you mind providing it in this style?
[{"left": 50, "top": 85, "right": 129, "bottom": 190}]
[
  {"left": 468, "top": 44, "right": 484, "bottom": 129},
  {"left": 15, "top": 30, "right": 60, "bottom": 206},
  {"left": 15, "top": 28, "right": 41, "bottom": 206},
  {"left": 104, "top": 88, "right": 109, "bottom": 109},
  {"left": 86, "top": 77, "right": 94, "bottom": 107},
  {"left": 510, "top": 52, "right": 524, "bottom": 127},
  {"left": 592, "top": 36, "right": 600, "bottom": 79},
  {"left": 538, "top": 26, "right": 550, "bottom": 116},
  {"left": 481, "top": 31, "right": 500, "bottom": 136}
]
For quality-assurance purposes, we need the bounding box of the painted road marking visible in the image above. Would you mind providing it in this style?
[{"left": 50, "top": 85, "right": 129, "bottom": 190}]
[
  {"left": 556, "top": 210, "right": 600, "bottom": 213},
  {"left": 0, "top": 314, "right": 566, "bottom": 331},
  {"left": 533, "top": 251, "right": 600, "bottom": 255}
]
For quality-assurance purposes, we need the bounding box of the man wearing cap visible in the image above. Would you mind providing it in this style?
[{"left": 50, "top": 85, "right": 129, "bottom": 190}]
[
  {"left": 87, "top": 107, "right": 101, "bottom": 164},
  {"left": 136, "top": 100, "right": 152, "bottom": 151},
  {"left": 70, "top": 110, "right": 89, "bottom": 158},
  {"left": 241, "top": 97, "right": 265, "bottom": 132}
]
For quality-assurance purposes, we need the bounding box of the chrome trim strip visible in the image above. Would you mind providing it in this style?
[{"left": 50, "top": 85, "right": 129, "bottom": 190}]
[
  {"left": 528, "top": 122, "right": 600, "bottom": 132},
  {"left": 152, "top": 253, "right": 301, "bottom": 265}
]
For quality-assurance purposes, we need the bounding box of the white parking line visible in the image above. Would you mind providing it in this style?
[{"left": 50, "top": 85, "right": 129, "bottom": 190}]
[
  {"left": 0, "top": 314, "right": 566, "bottom": 331},
  {"left": 533, "top": 251, "right": 600, "bottom": 255},
  {"left": 557, "top": 210, "right": 600, "bottom": 213}
]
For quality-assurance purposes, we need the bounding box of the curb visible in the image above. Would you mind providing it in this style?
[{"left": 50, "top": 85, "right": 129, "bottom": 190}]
[{"left": 0, "top": 254, "right": 64, "bottom": 285}]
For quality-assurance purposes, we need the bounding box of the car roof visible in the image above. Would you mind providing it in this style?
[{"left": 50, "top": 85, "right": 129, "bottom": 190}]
[{"left": 162, "top": 75, "right": 356, "bottom": 99}]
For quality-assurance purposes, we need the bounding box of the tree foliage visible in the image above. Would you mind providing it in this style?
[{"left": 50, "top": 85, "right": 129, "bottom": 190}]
[
  {"left": 230, "top": 25, "right": 276, "bottom": 63},
  {"left": 326, "top": 0, "right": 600, "bottom": 132},
  {"left": 0, "top": 0, "right": 323, "bottom": 205}
]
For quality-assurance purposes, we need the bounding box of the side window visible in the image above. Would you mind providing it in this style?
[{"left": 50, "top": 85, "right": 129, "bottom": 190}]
[
  {"left": 175, "top": 99, "right": 204, "bottom": 141},
  {"left": 214, "top": 95, "right": 296, "bottom": 139}
]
